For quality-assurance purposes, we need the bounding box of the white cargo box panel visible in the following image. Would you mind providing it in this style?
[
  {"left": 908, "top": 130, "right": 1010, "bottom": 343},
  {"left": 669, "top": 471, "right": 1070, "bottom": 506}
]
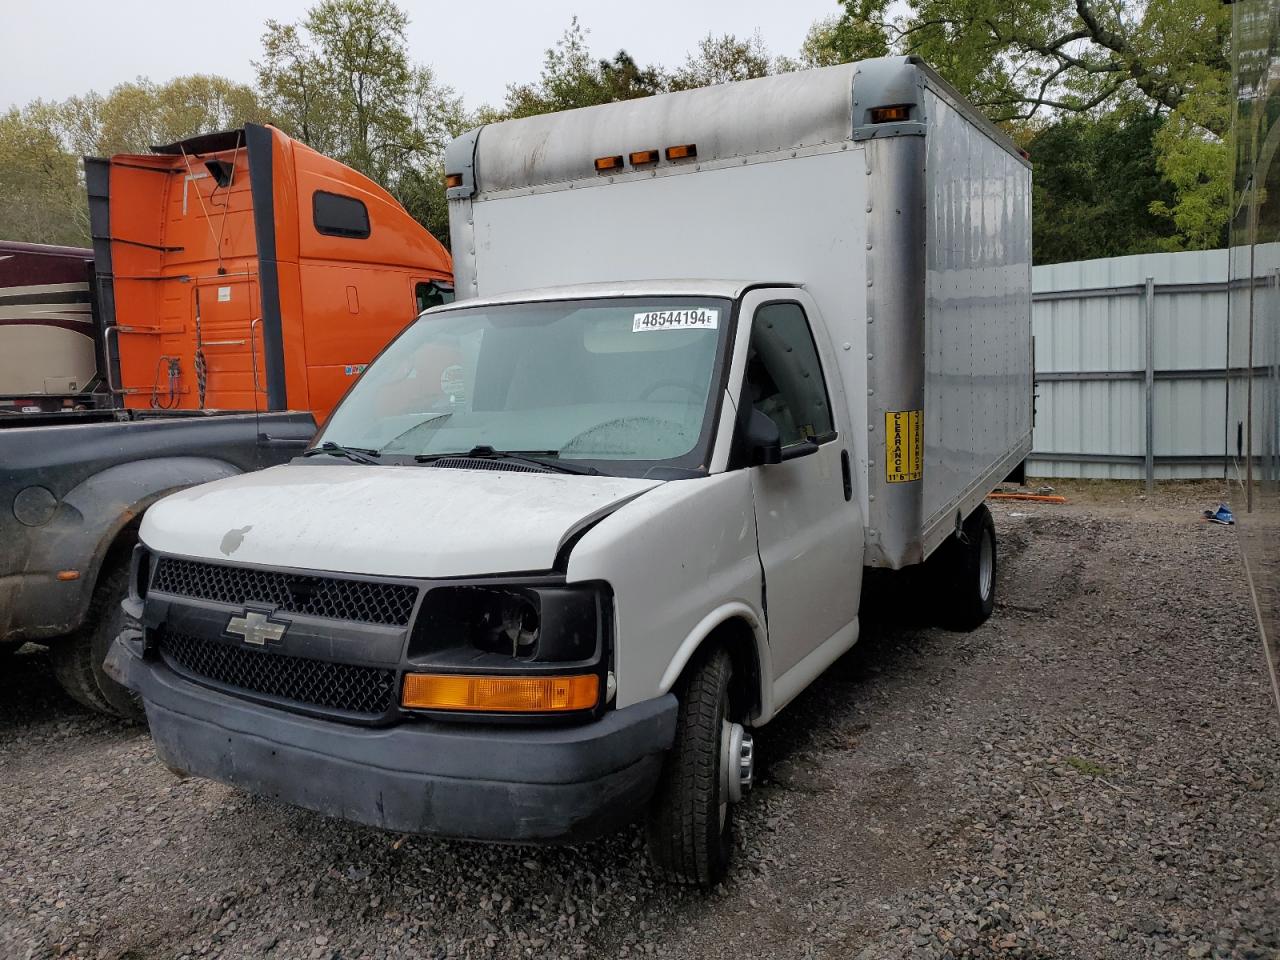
[{"left": 445, "top": 56, "right": 1032, "bottom": 568}]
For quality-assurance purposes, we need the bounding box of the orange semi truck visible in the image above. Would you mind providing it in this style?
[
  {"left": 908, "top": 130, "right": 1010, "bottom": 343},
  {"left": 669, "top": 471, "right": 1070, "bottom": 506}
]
[
  {"left": 91, "top": 123, "right": 452, "bottom": 418},
  {"left": 1, "top": 123, "right": 452, "bottom": 715}
]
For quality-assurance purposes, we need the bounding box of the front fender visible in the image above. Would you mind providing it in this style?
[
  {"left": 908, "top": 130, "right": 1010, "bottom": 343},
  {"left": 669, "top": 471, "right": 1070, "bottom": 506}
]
[
  {"left": 565, "top": 471, "right": 769, "bottom": 716},
  {"left": 657, "top": 602, "right": 773, "bottom": 724},
  {"left": 3, "top": 457, "right": 243, "bottom": 641}
]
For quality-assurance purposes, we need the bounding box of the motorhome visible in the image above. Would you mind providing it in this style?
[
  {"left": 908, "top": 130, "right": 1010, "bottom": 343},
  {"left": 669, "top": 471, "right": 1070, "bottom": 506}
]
[{"left": 0, "top": 241, "right": 97, "bottom": 414}]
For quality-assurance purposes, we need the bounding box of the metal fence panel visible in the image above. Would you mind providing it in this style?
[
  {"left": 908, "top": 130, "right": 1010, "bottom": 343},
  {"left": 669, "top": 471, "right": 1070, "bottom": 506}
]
[{"left": 1029, "top": 249, "right": 1234, "bottom": 480}]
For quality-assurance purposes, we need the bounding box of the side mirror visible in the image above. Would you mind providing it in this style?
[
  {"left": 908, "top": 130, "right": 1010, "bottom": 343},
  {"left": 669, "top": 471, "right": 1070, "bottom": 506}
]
[{"left": 745, "top": 408, "right": 782, "bottom": 466}]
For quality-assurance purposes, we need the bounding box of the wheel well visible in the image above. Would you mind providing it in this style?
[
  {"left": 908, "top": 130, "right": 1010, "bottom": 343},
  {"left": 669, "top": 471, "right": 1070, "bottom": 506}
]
[
  {"left": 700, "top": 618, "right": 762, "bottom": 723},
  {"left": 92, "top": 519, "right": 140, "bottom": 599}
]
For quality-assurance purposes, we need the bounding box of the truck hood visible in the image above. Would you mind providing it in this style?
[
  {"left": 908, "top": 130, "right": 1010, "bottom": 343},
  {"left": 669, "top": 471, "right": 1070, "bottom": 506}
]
[{"left": 140, "top": 463, "right": 662, "bottom": 578}]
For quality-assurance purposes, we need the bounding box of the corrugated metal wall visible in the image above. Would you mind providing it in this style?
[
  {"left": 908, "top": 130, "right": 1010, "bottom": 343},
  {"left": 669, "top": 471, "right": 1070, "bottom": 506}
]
[{"left": 1029, "top": 248, "right": 1247, "bottom": 480}]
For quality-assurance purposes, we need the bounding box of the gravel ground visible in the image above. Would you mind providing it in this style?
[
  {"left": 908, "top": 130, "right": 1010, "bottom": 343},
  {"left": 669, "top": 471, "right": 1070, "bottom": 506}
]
[{"left": 1, "top": 480, "right": 1277, "bottom": 960}]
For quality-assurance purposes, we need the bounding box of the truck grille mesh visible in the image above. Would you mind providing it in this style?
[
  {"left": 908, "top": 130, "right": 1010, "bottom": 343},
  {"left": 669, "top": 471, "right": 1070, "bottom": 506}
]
[
  {"left": 160, "top": 631, "right": 397, "bottom": 716},
  {"left": 152, "top": 557, "right": 418, "bottom": 626}
]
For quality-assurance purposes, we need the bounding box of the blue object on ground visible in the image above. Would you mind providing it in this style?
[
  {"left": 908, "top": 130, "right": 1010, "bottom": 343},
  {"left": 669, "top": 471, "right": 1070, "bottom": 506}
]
[{"left": 1203, "top": 503, "right": 1234, "bottom": 525}]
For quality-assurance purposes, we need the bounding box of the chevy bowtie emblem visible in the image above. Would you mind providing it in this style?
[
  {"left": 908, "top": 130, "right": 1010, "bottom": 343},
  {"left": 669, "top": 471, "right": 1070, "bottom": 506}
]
[{"left": 225, "top": 610, "right": 288, "bottom": 647}]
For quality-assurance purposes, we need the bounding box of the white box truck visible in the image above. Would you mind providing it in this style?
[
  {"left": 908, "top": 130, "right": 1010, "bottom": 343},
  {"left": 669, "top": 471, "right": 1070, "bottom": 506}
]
[{"left": 108, "top": 57, "right": 1032, "bottom": 886}]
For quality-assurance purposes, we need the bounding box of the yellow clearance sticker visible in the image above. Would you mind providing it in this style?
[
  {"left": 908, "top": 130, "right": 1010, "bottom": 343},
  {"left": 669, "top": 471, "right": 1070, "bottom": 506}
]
[{"left": 885, "top": 410, "right": 923, "bottom": 483}]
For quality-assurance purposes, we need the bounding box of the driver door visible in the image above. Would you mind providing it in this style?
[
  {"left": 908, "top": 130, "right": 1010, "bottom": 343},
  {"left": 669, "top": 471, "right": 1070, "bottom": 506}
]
[{"left": 739, "top": 292, "right": 863, "bottom": 697}]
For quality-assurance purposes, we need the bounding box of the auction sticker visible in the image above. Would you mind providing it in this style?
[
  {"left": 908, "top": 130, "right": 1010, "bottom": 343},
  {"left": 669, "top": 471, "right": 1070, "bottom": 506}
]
[{"left": 633, "top": 308, "right": 719, "bottom": 332}]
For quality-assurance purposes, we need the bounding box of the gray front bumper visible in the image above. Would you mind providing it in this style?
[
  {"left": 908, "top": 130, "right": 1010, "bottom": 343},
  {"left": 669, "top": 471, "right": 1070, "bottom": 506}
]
[{"left": 107, "top": 635, "right": 676, "bottom": 842}]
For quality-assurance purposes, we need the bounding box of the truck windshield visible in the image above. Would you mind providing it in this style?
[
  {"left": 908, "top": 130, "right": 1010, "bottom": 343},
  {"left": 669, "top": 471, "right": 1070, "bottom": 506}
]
[{"left": 317, "top": 296, "right": 732, "bottom": 476}]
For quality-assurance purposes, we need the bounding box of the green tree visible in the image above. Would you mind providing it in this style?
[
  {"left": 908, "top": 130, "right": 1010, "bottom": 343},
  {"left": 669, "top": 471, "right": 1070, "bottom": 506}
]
[
  {"left": 886, "top": 0, "right": 1231, "bottom": 251},
  {"left": 1025, "top": 110, "right": 1181, "bottom": 263},
  {"left": 0, "top": 76, "right": 267, "bottom": 247},
  {"left": 502, "top": 19, "right": 666, "bottom": 118},
  {"left": 795, "top": 3, "right": 891, "bottom": 68},
  {"left": 0, "top": 103, "right": 87, "bottom": 246},
  {"left": 256, "top": 0, "right": 464, "bottom": 242},
  {"left": 669, "top": 33, "right": 773, "bottom": 90},
  {"left": 55, "top": 75, "right": 269, "bottom": 158}
]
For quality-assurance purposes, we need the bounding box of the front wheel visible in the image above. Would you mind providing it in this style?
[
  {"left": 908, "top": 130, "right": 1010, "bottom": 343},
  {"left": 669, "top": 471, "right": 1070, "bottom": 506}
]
[
  {"left": 645, "top": 645, "right": 752, "bottom": 887},
  {"left": 49, "top": 556, "right": 144, "bottom": 720},
  {"left": 931, "top": 503, "right": 997, "bottom": 632}
]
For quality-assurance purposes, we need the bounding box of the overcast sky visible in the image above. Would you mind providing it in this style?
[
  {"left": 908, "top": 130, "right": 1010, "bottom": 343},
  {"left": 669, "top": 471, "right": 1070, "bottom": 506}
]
[{"left": 1, "top": 0, "right": 842, "bottom": 112}]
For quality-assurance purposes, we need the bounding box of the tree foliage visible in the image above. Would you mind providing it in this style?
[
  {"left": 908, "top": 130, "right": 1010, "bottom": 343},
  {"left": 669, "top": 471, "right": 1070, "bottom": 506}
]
[
  {"left": 0, "top": 75, "right": 267, "bottom": 247},
  {"left": 879, "top": 0, "right": 1231, "bottom": 250},
  {"left": 1024, "top": 111, "right": 1181, "bottom": 263},
  {"left": 0, "top": 0, "right": 1238, "bottom": 259},
  {"left": 669, "top": 33, "right": 773, "bottom": 90},
  {"left": 502, "top": 19, "right": 666, "bottom": 118},
  {"left": 796, "top": 3, "right": 891, "bottom": 68},
  {"left": 0, "top": 104, "right": 87, "bottom": 247},
  {"left": 256, "top": 0, "right": 464, "bottom": 192}
]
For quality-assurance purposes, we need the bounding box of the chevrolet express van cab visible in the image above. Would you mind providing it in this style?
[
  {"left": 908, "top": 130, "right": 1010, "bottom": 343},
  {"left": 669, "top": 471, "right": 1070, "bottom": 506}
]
[{"left": 108, "top": 57, "right": 1032, "bottom": 886}]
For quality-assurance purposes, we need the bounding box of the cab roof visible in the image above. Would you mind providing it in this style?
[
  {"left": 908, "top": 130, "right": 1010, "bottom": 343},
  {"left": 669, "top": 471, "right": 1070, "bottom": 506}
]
[{"left": 427, "top": 280, "right": 800, "bottom": 313}]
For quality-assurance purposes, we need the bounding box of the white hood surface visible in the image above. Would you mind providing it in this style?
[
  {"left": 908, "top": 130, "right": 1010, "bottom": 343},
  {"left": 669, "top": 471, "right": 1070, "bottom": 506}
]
[{"left": 141, "top": 463, "right": 662, "bottom": 578}]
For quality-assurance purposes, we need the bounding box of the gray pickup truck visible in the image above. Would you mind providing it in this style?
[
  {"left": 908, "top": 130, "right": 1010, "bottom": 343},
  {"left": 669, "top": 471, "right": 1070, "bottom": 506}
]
[{"left": 1, "top": 409, "right": 313, "bottom": 716}]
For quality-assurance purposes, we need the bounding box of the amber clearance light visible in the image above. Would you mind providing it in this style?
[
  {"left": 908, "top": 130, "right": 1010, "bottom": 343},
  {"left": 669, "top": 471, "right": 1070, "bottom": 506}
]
[
  {"left": 444, "top": 172, "right": 464, "bottom": 189},
  {"left": 870, "top": 105, "right": 912, "bottom": 124},
  {"left": 402, "top": 673, "right": 599, "bottom": 713}
]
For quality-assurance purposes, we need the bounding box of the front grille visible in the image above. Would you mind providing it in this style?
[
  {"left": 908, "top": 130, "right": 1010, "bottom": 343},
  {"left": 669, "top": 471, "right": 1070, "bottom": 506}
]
[
  {"left": 152, "top": 557, "right": 418, "bottom": 626},
  {"left": 160, "top": 631, "right": 396, "bottom": 716}
]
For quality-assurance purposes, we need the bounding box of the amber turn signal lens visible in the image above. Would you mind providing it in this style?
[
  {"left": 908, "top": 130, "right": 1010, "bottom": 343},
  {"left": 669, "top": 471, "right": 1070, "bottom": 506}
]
[
  {"left": 664, "top": 143, "right": 697, "bottom": 161},
  {"left": 402, "top": 673, "right": 599, "bottom": 712},
  {"left": 629, "top": 149, "right": 659, "bottom": 166},
  {"left": 444, "top": 173, "right": 464, "bottom": 189},
  {"left": 869, "top": 105, "right": 912, "bottom": 124},
  {"left": 594, "top": 155, "right": 624, "bottom": 172}
]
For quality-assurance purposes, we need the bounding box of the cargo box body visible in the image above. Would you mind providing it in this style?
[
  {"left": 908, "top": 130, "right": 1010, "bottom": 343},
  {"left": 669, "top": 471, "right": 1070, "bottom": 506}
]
[{"left": 445, "top": 56, "right": 1032, "bottom": 568}]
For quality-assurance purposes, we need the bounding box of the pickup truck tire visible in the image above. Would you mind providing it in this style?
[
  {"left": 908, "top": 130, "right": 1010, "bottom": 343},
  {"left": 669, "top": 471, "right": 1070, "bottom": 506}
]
[
  {"left": 933, "top": 504, "right": 997, "bottom": 631},
  {"left": 50, "top": 558, "right": 144, "bottom": 720},
  {"left": 645, "top": 645, "right": 734, "bottom": 888}
]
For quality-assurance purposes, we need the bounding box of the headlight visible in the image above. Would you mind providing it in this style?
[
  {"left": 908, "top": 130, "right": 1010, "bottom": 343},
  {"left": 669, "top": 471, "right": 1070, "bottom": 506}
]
[
  {"left": 404, "top": 581, "right": 609, "bottom": 717},
  {"left": 409, "top": 582, "right": 604, "bottom": 663}
]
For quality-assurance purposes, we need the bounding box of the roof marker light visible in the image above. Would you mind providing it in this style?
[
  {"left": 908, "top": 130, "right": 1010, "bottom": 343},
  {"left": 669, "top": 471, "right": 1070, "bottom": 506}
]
[
  {"left": 870, "top": 105, "right": 912, "bottom": 124},
  {"left": 629, "top": 149, "right": 660, "bottom": 166},
  {"left": 665, "top": 144, "right": 697, "bottom": 161},
  {"left": 444, "top": 173, "right": 463, "bottom": 189},
  {"left": 594, "top": 155, "right": 624, "bottom": 172}
]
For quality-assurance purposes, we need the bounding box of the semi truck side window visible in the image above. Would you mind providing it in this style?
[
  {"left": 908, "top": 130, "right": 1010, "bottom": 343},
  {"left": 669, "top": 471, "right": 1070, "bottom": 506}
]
[
  {"left": 746, "top": 302, "right": 835, "bottom": 446},
  {"left": 313, "top": 191, "right": 371, "bottom": 239},
  {"left": 416, "top": 282, "right": 455, "bottom": 313}
]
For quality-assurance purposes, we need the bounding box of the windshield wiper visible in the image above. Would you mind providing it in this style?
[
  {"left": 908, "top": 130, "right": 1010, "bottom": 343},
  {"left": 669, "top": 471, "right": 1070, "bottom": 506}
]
[
  {"left": 416, "top": 445, "right": 600, "bottom": 476},
  {"left": 302, "top": 441, "right": 381, "bottom": 465}
]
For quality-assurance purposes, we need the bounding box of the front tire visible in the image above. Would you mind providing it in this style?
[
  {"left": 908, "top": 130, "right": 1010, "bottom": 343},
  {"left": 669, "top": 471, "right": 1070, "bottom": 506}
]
[
  {"left": 932, "top": 503, "right": 997, "bottom": 631},
  {"left": 50, "top": 556, "right": 144, "bottom": 720},
  {"left": 645, "top": 645, "right": 736, "bottom": 887}
]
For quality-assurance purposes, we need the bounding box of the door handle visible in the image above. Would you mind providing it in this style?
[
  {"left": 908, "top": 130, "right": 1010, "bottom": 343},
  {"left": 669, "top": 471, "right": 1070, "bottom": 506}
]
[{"left": 840, "top": 449, "right": 853, "bottom": 502}]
